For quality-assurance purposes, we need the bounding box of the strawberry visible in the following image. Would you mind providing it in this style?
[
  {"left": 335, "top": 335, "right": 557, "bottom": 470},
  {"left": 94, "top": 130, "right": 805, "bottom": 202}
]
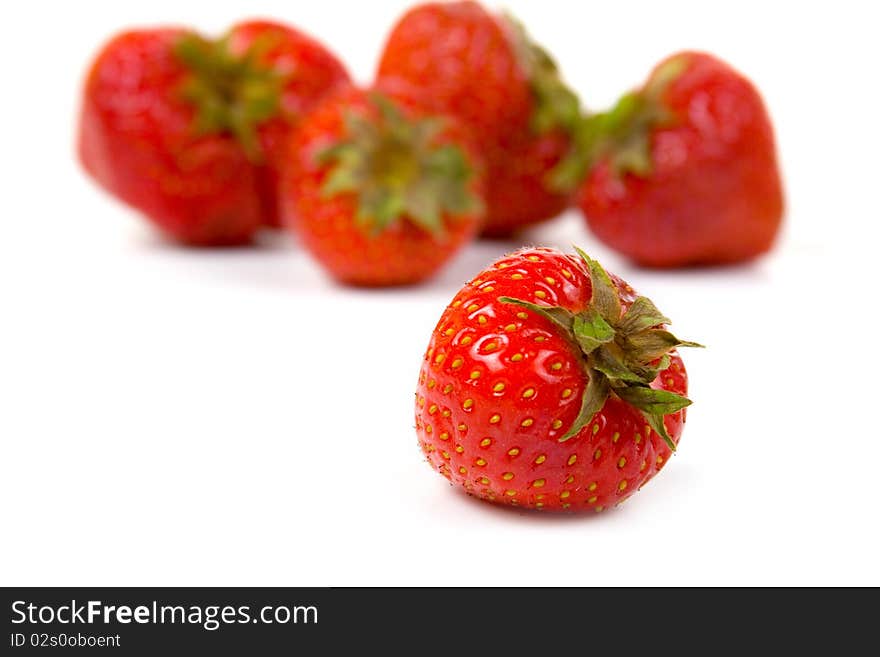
[
  {"left": 78, "top": 21, "right": 348, "bottom": 245},
  {"left": 279, "top": 86, "right": 484, "bottom": 286},
  {"left": 414, "top": 246, "right": 700, "bottom": 511},
  {"left": 560, "top": 51, "right": 784, "bottom": 267},
  {"left": 376, "top": 1, "right": 582, "bottom": 236}
]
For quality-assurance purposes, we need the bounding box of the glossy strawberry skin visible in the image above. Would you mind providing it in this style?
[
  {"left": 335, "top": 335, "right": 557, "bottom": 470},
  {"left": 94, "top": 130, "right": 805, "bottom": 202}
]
[
  {"left": 79, "top": 29, "right": 261, "bottom": 246},
  {"left": 377, "top": 1, "right": 571, "bottom": 235},
  {"left": 578, "top": 52, "right": 784, "bottom": 267},
  {"left": 228, "top": 20, "right": 350, "bottom": 228},
  {"left": 415, "top": 247, "right": 688, "bottom": 512},
  {"left": 280, "top": 86, "right": 484, "bottom": 286},
  {"left": 482, "top": 130, "right": 572, "bottom": 238},
  {"left": 78, "top": 23, "right": 349, "bottom": 244}
]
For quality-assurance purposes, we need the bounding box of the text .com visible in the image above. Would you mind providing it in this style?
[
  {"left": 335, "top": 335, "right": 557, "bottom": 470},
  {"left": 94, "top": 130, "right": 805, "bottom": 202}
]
[{"left": 11, "top": 600, "right": 318, "bottom": 631}]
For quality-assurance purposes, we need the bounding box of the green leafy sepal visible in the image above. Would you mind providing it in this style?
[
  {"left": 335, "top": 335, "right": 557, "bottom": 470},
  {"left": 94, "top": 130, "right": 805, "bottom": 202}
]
[
  {"left": 175, "top": 32, "right": 287, "bottom": 161},
  {"left": 549, "top": 55, "right": 689, "bottom": 191},
  {"left": 317, "top": 94, "right": 481, "bottom": 237},
  {"left": 500, "top": 247, "right": 702, "bottom": 449}
]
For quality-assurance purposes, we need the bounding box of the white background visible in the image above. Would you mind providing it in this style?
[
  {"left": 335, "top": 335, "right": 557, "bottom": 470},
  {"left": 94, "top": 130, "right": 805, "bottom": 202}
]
[{"left": 2, "top": 0, "right": 878, "bottom": 586}]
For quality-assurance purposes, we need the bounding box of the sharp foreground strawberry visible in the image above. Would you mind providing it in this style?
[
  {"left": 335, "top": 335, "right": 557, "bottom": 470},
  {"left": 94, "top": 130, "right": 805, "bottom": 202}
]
[
  {"left": 559, "top": 51, "right": 784, "bottom": 267},
  {"left": 78, "top": 21, "right": 349, "bottom": 245},
  {"left": 280, "top": 86, "right": 485, "bottom": 286},
  {"left": 414, "top": 246, "right": 701, "bottom": 511},
  {"left": 377, "top": 1, "right": 582, "bottom": 236}
]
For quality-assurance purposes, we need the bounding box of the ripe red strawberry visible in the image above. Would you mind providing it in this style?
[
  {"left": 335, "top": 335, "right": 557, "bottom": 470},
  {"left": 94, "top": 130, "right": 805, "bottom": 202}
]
[
  {"left": 564, "top": 51, "right": 783, "bottom": 267},
  {"left": 280, "top": 86, "right": 484, "bottom": 286},
  {"left": 414, "top": 246, "right": 700, "bottom": 511},
  {"left": 78, "top": 21, "right": 348, "bottom": 245},
  {"left": 376, "top": 1, "right": 582, "bottom": 236}
]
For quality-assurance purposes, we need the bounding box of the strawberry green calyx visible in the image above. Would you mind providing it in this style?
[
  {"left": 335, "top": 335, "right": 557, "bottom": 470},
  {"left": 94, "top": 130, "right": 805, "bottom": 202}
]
[
  {"left": 500, "top": 247, "right": 702, "bottom": 449},
  {"left": 318, "top": 94, "right": 481, "bottom": 237},
  {"left": 550, "top": 54, "right": 689, "bottom": 191},
  {"left": 175, "top": 32, "right": 286, "bottom": 160},
  {"left": 504, "top": 15, "right": 582, "bottom": 145}
]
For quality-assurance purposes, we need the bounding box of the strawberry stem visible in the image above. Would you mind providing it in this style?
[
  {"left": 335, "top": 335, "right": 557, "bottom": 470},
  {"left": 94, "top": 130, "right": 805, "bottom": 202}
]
[
  {"left": 175, "top": 32, "right": 287, "bottom": 161},
  {"left": 500, "top": 248, "right": 702, "bottom": 449},
  {"left": 503, "top": 13, "right": 582, "bottom": 140},
  {"left": 548, "top": 54, "right": 690, "bottom": 191},
  {"left": 317, "top": 93, "right": 482, "bottom": 237},
  {"left": 503, "top": 12, "right": 585, "bottom": 194}
]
